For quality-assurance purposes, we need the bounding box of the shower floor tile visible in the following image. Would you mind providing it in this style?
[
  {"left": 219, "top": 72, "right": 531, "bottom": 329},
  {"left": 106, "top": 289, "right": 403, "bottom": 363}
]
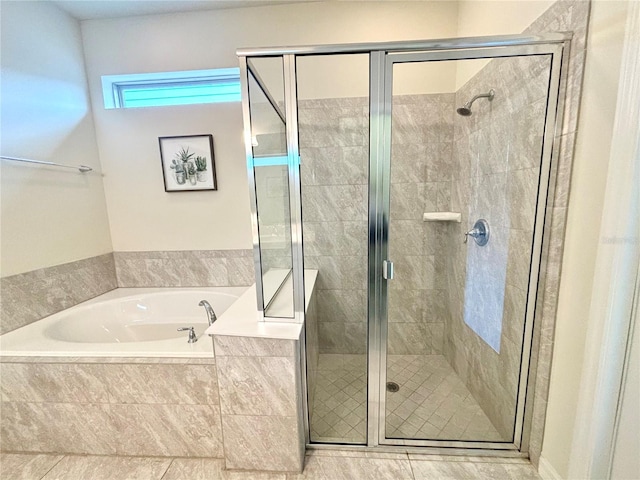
[
  {"left": 386, "top": 355, "right": 504, "bottom": 442},
  {"left": 309, "top": 354, "right": 503, "bottom": 443},
  {"left": 310, "top": 354, "right": 368, "bottom": 443}
]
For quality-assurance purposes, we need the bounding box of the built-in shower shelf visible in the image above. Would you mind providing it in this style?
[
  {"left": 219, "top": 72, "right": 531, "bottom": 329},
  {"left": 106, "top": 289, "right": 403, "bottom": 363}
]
[{"left": 423, "top": 212, "right": 462, "bottom": 223}]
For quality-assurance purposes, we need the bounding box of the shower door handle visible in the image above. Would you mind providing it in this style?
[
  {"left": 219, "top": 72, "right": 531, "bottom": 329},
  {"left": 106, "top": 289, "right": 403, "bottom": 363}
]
[{"left": 382, "top": 260, "right": 394, "bottom": 280}]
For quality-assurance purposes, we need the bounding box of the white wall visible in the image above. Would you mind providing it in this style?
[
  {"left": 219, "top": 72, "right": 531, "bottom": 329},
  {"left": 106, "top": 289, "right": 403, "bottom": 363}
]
[
  {"left": 0, "top": 1, "right": 112, "bottom": 276},
  {"left": 80, "top": 1, "right": 459, "bottom": 252},
  {"left": 541, "top": 1, "right": 632, "bottom": 478},
  {"left": 611, "top": 313, "right": 639, "bottom": 479}
]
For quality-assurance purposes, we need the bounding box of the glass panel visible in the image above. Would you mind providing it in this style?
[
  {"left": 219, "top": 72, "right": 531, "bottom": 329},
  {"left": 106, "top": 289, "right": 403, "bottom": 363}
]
[
  {"left": 297, "top": 53, "right": 370, "bottom": 444},
  {"left": 248, "top": 57, "right": 285, "bottom": 114},
  {"left": 247, "top": 57, "right": 294, "bottom": 318},
  {"left": 385, "top": 54, "right": 552, "bottom": 442}
]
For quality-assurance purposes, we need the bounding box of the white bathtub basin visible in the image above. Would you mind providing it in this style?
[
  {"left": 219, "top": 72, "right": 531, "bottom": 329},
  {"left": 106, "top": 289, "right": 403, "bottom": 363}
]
[
  {"left": 0, "top": 287, "right": 248, "bottom": 357},
  {"left": 44, "top": 290, "right": 240, "bottom": 343}
]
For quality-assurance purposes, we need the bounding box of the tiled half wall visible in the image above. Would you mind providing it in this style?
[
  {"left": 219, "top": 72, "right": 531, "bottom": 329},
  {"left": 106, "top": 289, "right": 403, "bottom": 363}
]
[{"left": 213, "top": 335, "right": 306, "bottom": 473}]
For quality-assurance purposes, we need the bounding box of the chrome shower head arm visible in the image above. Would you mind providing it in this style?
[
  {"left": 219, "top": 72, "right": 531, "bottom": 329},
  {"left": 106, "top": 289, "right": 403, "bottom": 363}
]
[
  {"left": 456, "top": 89, "right": 495, "bottom": 116},
  {"left": 466, "top": 89, "right": 495, "bottom": 108}
]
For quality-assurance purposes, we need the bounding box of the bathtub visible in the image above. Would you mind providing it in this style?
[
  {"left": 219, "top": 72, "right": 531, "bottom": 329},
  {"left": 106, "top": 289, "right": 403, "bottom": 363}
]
[{"left": 0, "top": 287, "right": 248, "bottom": 358}]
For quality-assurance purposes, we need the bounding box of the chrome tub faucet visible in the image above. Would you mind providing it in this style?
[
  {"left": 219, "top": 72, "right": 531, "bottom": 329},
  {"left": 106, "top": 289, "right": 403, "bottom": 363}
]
[{"left": 198, "top": 300, "right": 217, "bottom": 326}]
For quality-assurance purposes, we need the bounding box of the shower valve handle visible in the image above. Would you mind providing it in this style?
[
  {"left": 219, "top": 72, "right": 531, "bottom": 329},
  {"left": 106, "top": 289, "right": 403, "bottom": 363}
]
[
  {"left": 464, "top": 219, "right": 490, "bottom": 246},
  {"left": 177, "top": 326, "right": 198, "bottom": 343},
  {"left": 464, "top": 228, "right": 481, "bottom": 243}
]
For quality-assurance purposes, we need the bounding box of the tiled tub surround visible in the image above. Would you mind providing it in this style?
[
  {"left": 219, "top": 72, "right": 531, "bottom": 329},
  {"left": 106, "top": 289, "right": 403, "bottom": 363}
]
[
  {"left": 0, "top": 287, "right": 244, "bottom": 456},
  {"left": 113, "top": 249, "right": 255, "bottom": 288},
  {"left": 0, "top": 356, "right": 223, "bottom": 457},
  {"left": 0, "top": 254, "right": 117, "bottom": 335},
  {"left": 0, "top": 287, "right": 246, "bottom": 357},
  {"left": 0, "top": 277, "right": 314, "bottom": 469},
  {"left": 0, "top": 249, "right": 256, "bottom": 337}
]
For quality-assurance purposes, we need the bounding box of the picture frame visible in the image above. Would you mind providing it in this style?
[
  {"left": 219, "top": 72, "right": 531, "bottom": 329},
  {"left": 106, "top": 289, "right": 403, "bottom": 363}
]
[{"left": 159, "top": 134, "right": 217, "bottom": 192}]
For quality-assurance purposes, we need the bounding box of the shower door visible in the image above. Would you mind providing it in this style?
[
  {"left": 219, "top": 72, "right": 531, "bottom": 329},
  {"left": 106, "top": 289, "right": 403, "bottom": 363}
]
[
  {"left": 369, "top": 43, "right": 566, "bottom": 450},
  {"left": 239, "top": 35, "right": 569, "bottom": 453}
]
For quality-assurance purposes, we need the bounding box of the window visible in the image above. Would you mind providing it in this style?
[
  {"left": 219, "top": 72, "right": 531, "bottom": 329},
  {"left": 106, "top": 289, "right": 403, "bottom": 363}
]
[{"left": 101, "top": 68, "right": 241, "bottom": 109}]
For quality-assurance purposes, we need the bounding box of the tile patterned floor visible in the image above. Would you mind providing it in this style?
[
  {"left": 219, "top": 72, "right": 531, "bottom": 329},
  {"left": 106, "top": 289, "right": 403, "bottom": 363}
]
[
  {"left": 310, "top": 354, "right": 503, "bottom": 443},
  {"left": 0, "top": 451, "right": 542, "bottom": 479},
  {"left": 310, "top": 354, "right": 368, "bottom": 443},
  {"left": 386, "top": 355, "right": 503, "bottom": 441}
]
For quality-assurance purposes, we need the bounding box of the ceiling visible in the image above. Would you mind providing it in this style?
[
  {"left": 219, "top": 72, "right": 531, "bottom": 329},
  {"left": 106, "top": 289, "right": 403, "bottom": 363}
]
[{"left": 52, "top": 0, "right": 313, "bottom": 20}]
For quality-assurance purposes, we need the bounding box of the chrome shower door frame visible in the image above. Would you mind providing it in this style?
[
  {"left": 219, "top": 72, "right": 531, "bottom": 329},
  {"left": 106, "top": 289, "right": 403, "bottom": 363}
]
[
  {"left": 239, "top": 55, "right": 306, "bottom": 324},
  {"left": 369, "top": 40, "right": 569, "bottom": 452},
  {"left": 238, "top": 32, "right": 570, "bottom": 454}
]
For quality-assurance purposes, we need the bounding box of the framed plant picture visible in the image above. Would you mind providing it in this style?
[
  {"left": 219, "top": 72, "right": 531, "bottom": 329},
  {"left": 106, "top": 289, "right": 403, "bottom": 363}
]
[{"left": 159, "top": 134, "right": 217, "bottom": 192}]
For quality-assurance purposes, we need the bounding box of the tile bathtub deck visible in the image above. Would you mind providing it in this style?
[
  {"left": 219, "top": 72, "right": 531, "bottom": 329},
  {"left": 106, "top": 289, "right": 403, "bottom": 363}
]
[{"left": 0, "top": 451, "right": 542, "bottom": 479}]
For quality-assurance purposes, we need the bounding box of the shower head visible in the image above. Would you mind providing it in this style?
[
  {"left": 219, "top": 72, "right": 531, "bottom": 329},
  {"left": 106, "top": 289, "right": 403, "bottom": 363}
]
[
  {"left": 456, "top": 105, "right": 473, "bottom": 116},
  {"left": 456, "top": 89, "right": 495, "bottom": 116}
]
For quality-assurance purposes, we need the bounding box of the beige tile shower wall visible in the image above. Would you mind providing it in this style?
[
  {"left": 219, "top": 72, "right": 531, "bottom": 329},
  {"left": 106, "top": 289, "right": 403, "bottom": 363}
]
[
  {"left": 0, "top": 254, "right": 117, "bottom": 335},
  {"left": 387, "top": 94, "right": 455, "bottom": 355},
  {"left": 300, "top": 95, "right": 454, "bottom": 356},
  {"left": 299, "top": 98, "right": 369, "bottom": 355},
  {"left": 0, "top": 358, "right": 223, "bottom": 457},
  {"left": 445, "top": 54, "right": 552, "bottom": 440},
  {"left": 444, "top": 0, "right": 589, "bottom": 447},
  {"left": 522, "top": 0, "right": 590, "bottom": 466},
  {"left": 113, "top": 250, "right": 255, "bottom": 287}
]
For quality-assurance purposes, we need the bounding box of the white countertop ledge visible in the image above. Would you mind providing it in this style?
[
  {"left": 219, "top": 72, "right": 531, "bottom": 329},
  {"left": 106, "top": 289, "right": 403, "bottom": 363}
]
[{"left": 206, "top": 269, "right": 318, "bottom": 340}]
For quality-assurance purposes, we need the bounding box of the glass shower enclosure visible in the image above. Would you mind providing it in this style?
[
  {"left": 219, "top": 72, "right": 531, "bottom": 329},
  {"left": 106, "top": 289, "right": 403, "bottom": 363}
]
[{"left": 238, "top": 34, "right": 570, "bottom": 454}]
